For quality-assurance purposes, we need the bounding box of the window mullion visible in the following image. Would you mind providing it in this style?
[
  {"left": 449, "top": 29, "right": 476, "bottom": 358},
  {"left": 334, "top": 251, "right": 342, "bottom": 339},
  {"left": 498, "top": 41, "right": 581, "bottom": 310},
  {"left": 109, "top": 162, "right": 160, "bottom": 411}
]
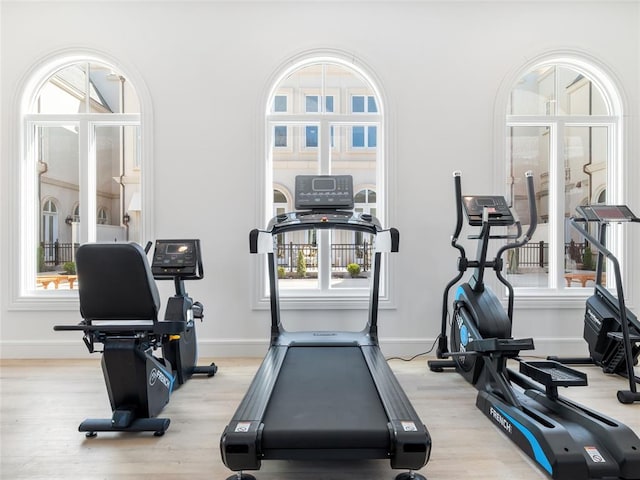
[
  {"left": 550, "top": 121, "right": 564, "bottom": 289},
  {"left": 78, "top": 121, "right": 96, "bottom": 243}
]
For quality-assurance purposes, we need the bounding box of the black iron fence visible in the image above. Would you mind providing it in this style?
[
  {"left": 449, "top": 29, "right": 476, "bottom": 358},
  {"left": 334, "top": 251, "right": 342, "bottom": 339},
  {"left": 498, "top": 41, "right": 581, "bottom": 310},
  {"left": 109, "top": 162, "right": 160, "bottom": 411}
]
[
  {"left": 40, "top": 241, "right": 78, "bottom": 267},
  {"left": 276, "top": 242, "right": 373, "bottom": 272},
  {"left": 510, "top": 241, "right": 590, "bottom": 270}
]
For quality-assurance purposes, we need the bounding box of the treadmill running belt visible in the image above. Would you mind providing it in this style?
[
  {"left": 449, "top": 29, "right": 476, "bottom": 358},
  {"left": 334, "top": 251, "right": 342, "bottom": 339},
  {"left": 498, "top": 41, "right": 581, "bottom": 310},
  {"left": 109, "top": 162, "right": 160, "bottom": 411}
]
[{"left": 261, "top": 346, "right": 390, "bottom": 451}]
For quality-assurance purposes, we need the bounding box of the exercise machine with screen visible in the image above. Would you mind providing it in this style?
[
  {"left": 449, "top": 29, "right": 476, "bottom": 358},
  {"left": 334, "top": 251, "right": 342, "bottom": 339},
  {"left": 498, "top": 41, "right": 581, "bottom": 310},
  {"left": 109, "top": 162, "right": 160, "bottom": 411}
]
[
  {"left": 428, "top": 172, "right": 640, "bottom": 479},
  {"left": 220, "top": 175, "right": 431, "bottom": 480},
  {"left": 53, "top": 239, "right": 216, "bottom": 436},
  {"left": 548, "top": 205, "right": 640, "bottom": 404}
]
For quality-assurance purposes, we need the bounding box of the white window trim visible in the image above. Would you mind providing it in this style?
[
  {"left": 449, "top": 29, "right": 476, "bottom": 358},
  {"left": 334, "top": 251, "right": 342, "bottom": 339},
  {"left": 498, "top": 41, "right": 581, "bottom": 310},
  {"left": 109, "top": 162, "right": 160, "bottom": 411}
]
[
  {"left": 5, "top": 49, "right": 154, "bottom": 311},
  {"left": 253, "top": 49, "right": 395, "bottom": 310},
  {"left": 492, "top": 50, "right": 632, "bottom": 310}
]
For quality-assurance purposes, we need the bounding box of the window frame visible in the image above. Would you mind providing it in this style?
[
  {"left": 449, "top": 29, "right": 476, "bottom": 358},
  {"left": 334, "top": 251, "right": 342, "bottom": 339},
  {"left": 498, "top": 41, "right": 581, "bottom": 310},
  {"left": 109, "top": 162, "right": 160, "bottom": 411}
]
[
  {"left": 7, "top": 52, "right": 153, "bottom": 311},
  {"left": 495, "top": 52, "right": 627, "bottom": 308},
  {"left": 255, "top": 51, "right": 393, "bottom": 311}
]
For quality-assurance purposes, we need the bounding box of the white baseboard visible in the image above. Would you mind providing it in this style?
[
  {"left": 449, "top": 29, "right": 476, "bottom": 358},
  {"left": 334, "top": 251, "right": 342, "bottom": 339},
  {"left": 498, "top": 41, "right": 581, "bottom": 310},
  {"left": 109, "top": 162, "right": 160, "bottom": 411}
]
[{"left": 0, "top": 337, "right": 589, "bottom": 360}]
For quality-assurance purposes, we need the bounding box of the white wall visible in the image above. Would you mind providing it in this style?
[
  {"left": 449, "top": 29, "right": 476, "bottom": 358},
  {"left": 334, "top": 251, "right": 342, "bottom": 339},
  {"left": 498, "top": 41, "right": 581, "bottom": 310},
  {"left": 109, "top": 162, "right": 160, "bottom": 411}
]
[{"left": 1, "top": 0, "right": 639, "bottom": 359}]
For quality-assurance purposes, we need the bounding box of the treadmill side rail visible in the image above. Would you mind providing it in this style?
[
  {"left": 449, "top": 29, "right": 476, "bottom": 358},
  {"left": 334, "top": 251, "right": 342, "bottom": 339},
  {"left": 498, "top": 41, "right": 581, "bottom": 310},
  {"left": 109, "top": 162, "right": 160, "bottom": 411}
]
[
  {"left": 362, "top": 346, "right": 432, "bottom": 470},
  {"left": 220, "top": 346, "right": 288, "bottom": 472}
]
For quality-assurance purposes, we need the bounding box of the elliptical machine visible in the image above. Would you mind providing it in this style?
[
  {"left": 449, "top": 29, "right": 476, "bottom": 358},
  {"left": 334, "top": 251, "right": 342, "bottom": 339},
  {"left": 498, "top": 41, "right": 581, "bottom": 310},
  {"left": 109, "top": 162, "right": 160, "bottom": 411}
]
[
  {"left": 548, "top": 205, "right": 640, "bottom": 404},
  {"left": 428, "top": 172, "right": 640, "bottom": 479},
  {"left": 54, "top": 239, "right": 216, "bottom": 437}
]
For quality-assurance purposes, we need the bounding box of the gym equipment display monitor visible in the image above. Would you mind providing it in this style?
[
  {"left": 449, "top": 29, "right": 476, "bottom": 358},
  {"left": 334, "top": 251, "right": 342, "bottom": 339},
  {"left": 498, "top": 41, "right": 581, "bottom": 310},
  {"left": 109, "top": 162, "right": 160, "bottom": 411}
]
[
  {"left": 462, "top": 195, "right": 514, "bottom": 226},
  {"left": 152, "top": 239, "right": 201, "bottom": 278},
  {"left": 295, "top": 175, "right": 354, "bottom": 210},
  {"left": 577, "top": 205, "right": 638, "bottom": 223}
]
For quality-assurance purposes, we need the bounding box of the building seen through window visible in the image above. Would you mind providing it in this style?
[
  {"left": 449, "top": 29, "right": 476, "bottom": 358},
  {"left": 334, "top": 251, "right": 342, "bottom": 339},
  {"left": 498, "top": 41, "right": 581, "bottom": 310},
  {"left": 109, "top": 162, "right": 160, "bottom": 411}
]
[{"left": 24, "top": 61, "right": 141, "bottom": 292}]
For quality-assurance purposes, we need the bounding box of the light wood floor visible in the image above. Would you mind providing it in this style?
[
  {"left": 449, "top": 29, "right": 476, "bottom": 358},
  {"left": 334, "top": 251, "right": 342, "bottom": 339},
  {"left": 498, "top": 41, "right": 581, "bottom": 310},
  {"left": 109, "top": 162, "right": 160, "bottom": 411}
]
[{"left": 1, "top": 356, "right": 638, "bottom": 480}]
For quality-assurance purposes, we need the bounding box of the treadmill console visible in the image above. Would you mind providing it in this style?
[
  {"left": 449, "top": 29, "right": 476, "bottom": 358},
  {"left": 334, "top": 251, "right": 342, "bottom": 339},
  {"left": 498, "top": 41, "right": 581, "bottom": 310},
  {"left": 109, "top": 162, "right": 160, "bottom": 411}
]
[
  {"left": 152, "top": 239, "right": 202, "bottom": 278},
  {"left": 577, "top": 205, "right": 638, "bottom": 223},
  {"left": 462, "top": 195, "right": 514, "bottom": 226},
  {"left": 295, "top": 175, "right": 354, "bottom": 210}
]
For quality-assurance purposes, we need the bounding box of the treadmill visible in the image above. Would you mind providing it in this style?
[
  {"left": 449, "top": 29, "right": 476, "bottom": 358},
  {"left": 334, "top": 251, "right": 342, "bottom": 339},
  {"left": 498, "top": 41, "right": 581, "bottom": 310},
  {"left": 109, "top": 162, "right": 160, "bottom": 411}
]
[{"left": 220, "top": 175, "right": 431, "bottom": 480}]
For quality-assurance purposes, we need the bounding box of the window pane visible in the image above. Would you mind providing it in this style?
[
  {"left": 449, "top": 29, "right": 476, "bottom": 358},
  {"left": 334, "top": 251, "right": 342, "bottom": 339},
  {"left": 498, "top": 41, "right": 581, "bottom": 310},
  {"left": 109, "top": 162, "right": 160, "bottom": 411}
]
[
  {"left": 274, "top": 189, "right": 287, "bottom": 203},
  {"left": 332, "top": 124, "right": 378, "bottom": 176},
  {"left": 557, "top": 67, "right": 608, "bottom": 116},
  {"left": 95, "top": 125, "right": 141, "bottom": 243},
  {"left": 305, "top": 125, "right": 318, "bottom": 147},
  {"left": 88, "top": 63, "right": 122, "bottom": 113},
  {"left": 330, "top": 230, "right": 375, "bottom": 288},
  {"left": 35, "top": 63, "right": 139, "bottom": 115},
  {"left": 325, "top": 96, "right": 334, "bottom": 113},
  {"left": 509, "top": 66, "right": 610, "bottom": 116},
  {"left": 306, "top": 95, "right": 319, "bottom": 113},
  {"left": 352, "top": 96, "right": 365, "bottom": 113},
  {"left": 271, "top": 123, "right": 319, "bottom": 181},
  {"left": 509, "top": 66, "right": 555, "bottom": 115},
  {"left": 275, "top": 231, "right": 319, "bottom": 289},
  {"left": 37, "top": 125, "right": 79, "bottom": 285},
  {"left": 280, "top": 65, "right": 322, "bottom": 114},
  {"left": 352, "top": 126, "right": 365, "bottom": 147},
  {"left": 368, "top": 96, "right": 377, "bottom": 113},
  {"left": 36, "top": 65, "right": 87, "bottom": 114},
  {"left": 368, "top": 126, "right": 377, "bottom": 147},
  {"left": 274, "top": 125, "right": 287, "bottom": 147},
  {"left": 506, "top": 126, "right": 550, "bottom": 287},
  {"left": 564, "top": 126, "right": 608, "bottom": 285},
  {"left": 274, "top": 95, "right": 287, "bottom": 112}
]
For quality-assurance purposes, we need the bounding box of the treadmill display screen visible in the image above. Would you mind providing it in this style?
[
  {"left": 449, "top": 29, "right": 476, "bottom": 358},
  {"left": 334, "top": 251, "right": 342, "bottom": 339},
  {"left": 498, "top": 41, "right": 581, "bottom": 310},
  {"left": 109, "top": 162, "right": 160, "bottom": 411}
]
[
  {"left": 312, "top": 177, "right": 336, "bottom": 191},
  {"left": 294, "top": 175, "right": 354, "bottom": 210}
]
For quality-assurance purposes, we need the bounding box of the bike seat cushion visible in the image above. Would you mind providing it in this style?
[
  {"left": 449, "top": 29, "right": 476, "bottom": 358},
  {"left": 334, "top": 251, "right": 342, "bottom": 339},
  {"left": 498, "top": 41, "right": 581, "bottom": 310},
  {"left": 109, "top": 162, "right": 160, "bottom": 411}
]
[{"left": 77, "top": 242, "right": 161, "bottom": 323}]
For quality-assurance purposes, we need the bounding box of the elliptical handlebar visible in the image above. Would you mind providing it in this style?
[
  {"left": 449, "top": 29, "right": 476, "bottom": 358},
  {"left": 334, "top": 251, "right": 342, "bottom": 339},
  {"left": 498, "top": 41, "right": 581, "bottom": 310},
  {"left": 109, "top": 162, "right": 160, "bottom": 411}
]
[
  {"left": 495, "top": 171, "right": 537, "bottom": 261},
  {"left": 451, "top": 171, "right": 466, "bottom": 257}
]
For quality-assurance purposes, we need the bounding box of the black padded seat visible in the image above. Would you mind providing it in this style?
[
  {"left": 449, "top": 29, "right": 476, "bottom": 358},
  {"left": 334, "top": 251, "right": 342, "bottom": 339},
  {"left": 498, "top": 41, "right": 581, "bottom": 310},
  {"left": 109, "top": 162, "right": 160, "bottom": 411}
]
[
  {"left": 56, "top": 243, "right": 184, "bottom": 336},
  {"left": 77, "top": 242, "right": 160, "bottom": 321}
]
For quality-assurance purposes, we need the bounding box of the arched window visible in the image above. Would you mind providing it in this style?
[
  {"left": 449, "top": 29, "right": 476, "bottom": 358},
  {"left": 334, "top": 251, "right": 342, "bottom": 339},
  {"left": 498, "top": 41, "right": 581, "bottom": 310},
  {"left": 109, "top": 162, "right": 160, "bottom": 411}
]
[
  {"left": 354, "top": 188, "right": 376, "bottom": 216},
  {"left": 262, "top": 52, "right": 387, "bottom": 305},
  {"left": 97, "top": 207, "right": 108, "bottom": 225},
  {"left": 19, "top": 57, "right": 143, "bottom": 296},
  {"left": 42, "top": 199, "right": 58, "bottom": 243},
  {"left": 504, "top": 56, "right": 623, "bottom": 291}
]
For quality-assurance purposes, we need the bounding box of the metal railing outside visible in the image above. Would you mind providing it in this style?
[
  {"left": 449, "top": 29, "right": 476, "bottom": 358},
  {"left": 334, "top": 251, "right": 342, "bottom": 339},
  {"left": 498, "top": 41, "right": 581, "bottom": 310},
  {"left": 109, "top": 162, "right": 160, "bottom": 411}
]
[
  {"left": 40, "top": 241, "right": 78, "bottom": 267},
  {"left": 276, "top": 242, "right": 373, "bottom": 273}
]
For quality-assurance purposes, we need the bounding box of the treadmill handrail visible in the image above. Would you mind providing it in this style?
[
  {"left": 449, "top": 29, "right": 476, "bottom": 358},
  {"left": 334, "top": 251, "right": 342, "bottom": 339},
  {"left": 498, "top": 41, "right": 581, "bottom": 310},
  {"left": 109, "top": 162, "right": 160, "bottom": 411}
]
[{"left": 250, "top": 222, "right": 399, "bottom": 254}]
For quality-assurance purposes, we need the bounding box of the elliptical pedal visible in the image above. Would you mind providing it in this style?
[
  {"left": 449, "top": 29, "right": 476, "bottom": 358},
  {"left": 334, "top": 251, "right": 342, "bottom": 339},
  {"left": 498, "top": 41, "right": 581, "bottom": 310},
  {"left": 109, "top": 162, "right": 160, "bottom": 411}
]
[{"left": 519, "top": 360, "right": 587, "bottom": 399}]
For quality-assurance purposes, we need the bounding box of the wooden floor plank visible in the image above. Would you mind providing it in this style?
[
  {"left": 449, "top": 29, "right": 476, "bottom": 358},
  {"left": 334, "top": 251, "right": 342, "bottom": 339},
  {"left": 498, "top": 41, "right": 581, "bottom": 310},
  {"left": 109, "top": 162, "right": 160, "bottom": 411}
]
[{"left": 0, "top": 357, "right": 638, "bottom": 479}]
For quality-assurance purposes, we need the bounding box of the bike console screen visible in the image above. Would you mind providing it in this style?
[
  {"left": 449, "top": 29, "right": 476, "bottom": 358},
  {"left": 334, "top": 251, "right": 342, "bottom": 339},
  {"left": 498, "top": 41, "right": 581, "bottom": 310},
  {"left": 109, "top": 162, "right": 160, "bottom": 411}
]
[
  {"left": 152, "top": 239, "right": 201, "bottom": 278},
  {"left": 462, "top": 196, "right": 514, "bottom": 226}
]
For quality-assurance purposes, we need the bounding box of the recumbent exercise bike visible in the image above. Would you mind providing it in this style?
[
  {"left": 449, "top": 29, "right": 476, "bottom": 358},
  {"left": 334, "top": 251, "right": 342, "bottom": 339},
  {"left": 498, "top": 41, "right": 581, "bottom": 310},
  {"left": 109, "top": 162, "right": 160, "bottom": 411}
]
[{"left": 54, "top": 239, "right": 217, "bottom": 437}]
